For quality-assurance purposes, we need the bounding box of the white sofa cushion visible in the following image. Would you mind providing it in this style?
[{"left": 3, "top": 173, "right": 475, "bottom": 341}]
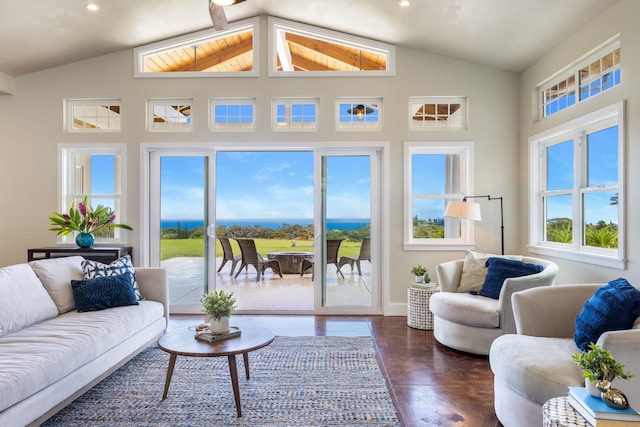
[
  {"left": 0, "top": 300, "right": 164, "bottom": 412},
  {"left": 430, "top": 292, "right": 500, "bottom": 328},
  {"left": 0, "top": 264, "right": 58, "bottom": 337},
  {"left": 29, "top": 256, "right": 84, "bottom": 314},
  {"left": 490, "top": 334, "right": 583, "bottom": 405}
]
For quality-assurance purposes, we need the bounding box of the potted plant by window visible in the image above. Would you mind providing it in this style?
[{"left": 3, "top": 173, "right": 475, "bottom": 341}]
[
  {"left": 572, "top": 343, "right": 634, "bottom": 397},
  {"left": 411, "top": 265, "right": 429, "bottom": 283},
  {"left": 201, "top": 290, "right": 237, "bottom": 334},
  {"left": 49, "top": 196, "right": 132, "bottom": 248}
]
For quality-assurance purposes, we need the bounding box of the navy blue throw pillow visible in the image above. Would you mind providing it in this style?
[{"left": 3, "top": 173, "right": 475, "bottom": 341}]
[
  {"left": 574, "top": 278, "right": 640, "bottom": 351},
  {"left": 474, "top": 257, "right": 544, "bottom": 299},
  {"left": 71, "top": 273, "right": 139, "bottom": 313}
]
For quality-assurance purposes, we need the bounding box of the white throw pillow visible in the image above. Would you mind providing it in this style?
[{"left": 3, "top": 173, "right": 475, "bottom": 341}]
[
  {"left": 457, "top": 251, "right": 493, "bottom": 293},
  {"left": 457, "top": 251, "right": 525, "bottom": 294},
  {"left": 0, "top": 264, "right": 58, "bottom": 337},
  {"left": 29, "top": 256, "right": 84, "bottom": 314}
]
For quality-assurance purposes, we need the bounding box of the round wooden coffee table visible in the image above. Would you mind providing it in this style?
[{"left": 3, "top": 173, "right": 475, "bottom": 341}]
[{"left": 157, "top": 325, "right": 275, "bottom": 417}]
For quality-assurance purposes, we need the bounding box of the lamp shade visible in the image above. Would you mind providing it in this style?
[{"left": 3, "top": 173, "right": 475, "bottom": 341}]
[{"left": 444, "top": 201, "right": 481, "bottom": 221}]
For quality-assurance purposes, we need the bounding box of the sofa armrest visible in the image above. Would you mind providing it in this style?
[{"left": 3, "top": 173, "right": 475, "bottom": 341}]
[
  {"left": 135, "top": 268, "right": 169, "bottom": 320},
  {"left": 598, "top": 328, "right": 640, "bottom": 409},
  {"left": 497, "top": 260, "right": 559, "bottom": 334},
  {"left": 511, "top": 284, "right": 602, "bottom": 337},
  {"left": 436, "top": 260, "right": 464, "bottom": 293}
]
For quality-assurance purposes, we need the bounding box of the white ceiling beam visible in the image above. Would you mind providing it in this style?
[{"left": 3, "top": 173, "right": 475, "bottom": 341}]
[{"left": 275, "top": 29, "right": 294, "bottom": 72}]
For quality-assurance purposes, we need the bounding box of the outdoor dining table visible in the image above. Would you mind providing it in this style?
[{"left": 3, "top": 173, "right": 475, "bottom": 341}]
[{"left": 266, "top": 251, "right": 314, "bottom": 274}]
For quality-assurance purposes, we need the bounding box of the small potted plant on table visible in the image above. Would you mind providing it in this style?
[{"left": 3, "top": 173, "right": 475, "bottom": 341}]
[
  {"left": 201, "top": 290, "right": 237, "bottom": 334},
  {"left": 572, "top": 343, "right": 634, "bottom": 398},
  {"left": 411, "top": 264, "right": 429, "bottom": 283}
]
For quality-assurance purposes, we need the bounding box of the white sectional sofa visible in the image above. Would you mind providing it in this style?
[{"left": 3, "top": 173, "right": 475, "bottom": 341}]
[{"left": 0, "top": 256, "right": 168, "bottom": 427}]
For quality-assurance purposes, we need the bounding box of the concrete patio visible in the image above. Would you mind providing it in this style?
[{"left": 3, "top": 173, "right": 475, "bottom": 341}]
[{"left": 162, "top": 256, "right": 372, "bottom": 313}]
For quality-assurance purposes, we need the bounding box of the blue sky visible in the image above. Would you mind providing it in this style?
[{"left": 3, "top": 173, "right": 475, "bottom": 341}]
[
  {"left": 158, "top": 152, "right": 371, "bottom": 221},
  {"left": 546, "top": 126, "right": 618, "bottom": 224}
]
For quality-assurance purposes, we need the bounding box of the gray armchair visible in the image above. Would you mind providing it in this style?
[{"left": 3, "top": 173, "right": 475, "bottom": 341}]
[
  {"left": 429, "top": 256, "right": 558, "bottom": 355},
  {"left": 490, "top": 284, "right": 640, "bottom": 427}
]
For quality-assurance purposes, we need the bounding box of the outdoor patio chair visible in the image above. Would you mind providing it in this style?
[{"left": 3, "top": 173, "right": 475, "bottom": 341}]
[
  {"left": 234, "top": 238, "right": 283, "bottom": 281},
  {"left": 338, "top": 237, "right": 371, "bottom": 276},
  {"left": 300, "top": 239, "right": 345, "bottom": 279},
  {"left": 217, "top": 237, "right": 242, "bottom": 275}
]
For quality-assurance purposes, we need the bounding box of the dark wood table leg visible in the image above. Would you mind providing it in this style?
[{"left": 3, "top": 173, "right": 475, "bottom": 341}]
[
  {"left": 162, "top": 353, "right": 177, "bottom": 400},
  {"left": 227, "top": 354, "right": 242, "bottom": 417},
  {"left": 243, "top": 351, "right": 250, "bottom": 379}
]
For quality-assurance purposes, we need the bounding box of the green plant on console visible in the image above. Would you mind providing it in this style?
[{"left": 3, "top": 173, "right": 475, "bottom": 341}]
[
  {"left": 572, "top": 343, "right": 634, "bottom": 382},
  {"left": 411, "top": 265, "right": 428, "bottom": 276},
  {"left": 201, "top": 290, "right": 238, "bottom": 321},
  {"left": 49, "top": 196, "right": 132, "bottom": 236}
]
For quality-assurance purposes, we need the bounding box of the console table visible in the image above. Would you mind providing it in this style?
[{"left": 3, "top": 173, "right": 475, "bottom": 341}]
[{"left": 27, "top": 246, "right": 132, "bottom": 264}]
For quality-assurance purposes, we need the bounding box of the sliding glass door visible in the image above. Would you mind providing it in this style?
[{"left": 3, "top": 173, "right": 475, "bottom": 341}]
[
  {"left": 315, "top": 150, "right": 379, "bottom": 311},
  {"left": 147, "top": 147, "right": 381, "bottom": 314}
]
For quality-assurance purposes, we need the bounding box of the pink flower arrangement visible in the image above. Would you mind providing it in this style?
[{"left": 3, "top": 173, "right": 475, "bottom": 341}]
[{"left": 49, "top": 196, "right": 132, "bottom": 236}]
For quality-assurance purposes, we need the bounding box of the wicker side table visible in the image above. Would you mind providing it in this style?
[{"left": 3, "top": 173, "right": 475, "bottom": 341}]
[
  {"left": 407, "top": 284, "right": 439, "bottom": 330},
  {"left": 543, "top": 396, "right": 590, "bottom": 427}
]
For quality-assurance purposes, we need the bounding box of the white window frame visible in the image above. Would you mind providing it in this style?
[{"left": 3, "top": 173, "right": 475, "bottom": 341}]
[
  {"left": 65, "top": 99, "right": 121, "bottom": 132},
  {"left": 403, "top": 141, "right": 475, "bottom": 250},
  {"left": 210, "top": 98, "right": 256, "bottom": 132},
  {"left": 57, "top": 143, "right": 129, "bottom": 245},
  {"left": 147, "top": 98, "right": 193, "bottom": 132},
  {"left": 408, "top": 96, "right": 467, "bottom": 131},
  {"left": 335, "top": 98, "right": 382, "bottom": 131},
  {"left": 538, "top": 35, "right": 620, "bottom": 119},
  {"left": 529, "top": 101, "right": 625, "bottom": 268},
  {"left": 133, "top": 17, "right": 260, "bottom": 78},
  {"left": 272, "top": 97, "right": 319, "bottom": 131},
  {"left": 268, "top": 17, "right": 396, "bottom": 77}
]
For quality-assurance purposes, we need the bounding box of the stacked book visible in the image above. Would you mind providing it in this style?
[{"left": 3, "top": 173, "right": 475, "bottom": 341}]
[
  {"left": 567, "top": 386, "right": 640, "bottom": 427},
  {"left": 194, "top": 325, "right": 241, "bottom": 343}
]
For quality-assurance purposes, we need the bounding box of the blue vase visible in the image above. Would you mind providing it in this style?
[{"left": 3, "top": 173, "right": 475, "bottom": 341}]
[{"left": 75, "top": 232, "right": 95, "bottom": 248}]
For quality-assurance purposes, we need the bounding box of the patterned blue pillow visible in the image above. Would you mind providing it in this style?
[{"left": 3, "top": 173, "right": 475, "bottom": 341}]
[
  {"left": 81, "top": 255, "right": 142, "bottom": 300},
  {"left": 474, "top": 257, "right": 544, "bottom": 299},
  {"left": 71, "top": 273, "right": 138, "bottom": 312},
  {"left": 574, "top": 278, "right": 640, "bottom": 351}
]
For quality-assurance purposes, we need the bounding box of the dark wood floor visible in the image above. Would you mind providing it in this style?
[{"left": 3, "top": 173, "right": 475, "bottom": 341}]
[{"left": 169, "top": 314, "right": 502, "bottom": 427}]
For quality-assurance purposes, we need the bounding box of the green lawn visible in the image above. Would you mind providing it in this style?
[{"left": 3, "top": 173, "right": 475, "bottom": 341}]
[{"left": 160, "top": 238, "right": 361, "bottom": 261}]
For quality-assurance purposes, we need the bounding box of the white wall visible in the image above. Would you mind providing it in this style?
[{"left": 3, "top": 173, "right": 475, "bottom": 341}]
[
  {"left": 0, "top": 16, "right": 519, "bottom": 310},
  {"left": 518, "top": 0, "right": 640, "bottom": 284}
]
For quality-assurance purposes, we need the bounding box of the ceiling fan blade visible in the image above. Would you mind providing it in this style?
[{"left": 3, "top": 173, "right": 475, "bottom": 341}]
[{"left": 209, "top": 3, "right": 228, "bottom": 30}]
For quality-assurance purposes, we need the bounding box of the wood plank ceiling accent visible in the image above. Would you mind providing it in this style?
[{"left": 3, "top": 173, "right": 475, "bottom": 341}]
[
  {"left": 143, "top": 27, "right": 388, "bottom": 73},
  {"left": 144, "top": 30, "right": 254, "bottom": 73}
]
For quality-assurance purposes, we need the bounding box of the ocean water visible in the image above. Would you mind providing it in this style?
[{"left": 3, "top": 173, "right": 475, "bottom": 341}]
[{"left": 160, "top": 219, "right": 370, "bottom": 231}]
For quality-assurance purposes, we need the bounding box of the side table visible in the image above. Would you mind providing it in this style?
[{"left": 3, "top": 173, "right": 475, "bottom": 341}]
[
  {"left": 543, "top": 396, "right": 590, "bottom": 427},
  {"left": 407, "top": 283, "right": 439, "bottom": 330}
]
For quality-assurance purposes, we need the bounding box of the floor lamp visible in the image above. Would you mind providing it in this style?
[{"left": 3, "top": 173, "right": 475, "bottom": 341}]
[{"left": 444, "top": 195, "right": 504, "bottom": 255}]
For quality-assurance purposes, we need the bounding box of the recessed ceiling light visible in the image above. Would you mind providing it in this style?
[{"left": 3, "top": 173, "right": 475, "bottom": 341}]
[
  {"left": 86, "top": 3, "right": 100, "bottom": 12},
  {"left": 399, "top": 0, "right": 411, "bottom": 6}
]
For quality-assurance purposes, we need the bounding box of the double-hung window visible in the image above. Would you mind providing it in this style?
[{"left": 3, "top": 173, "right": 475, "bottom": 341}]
[
  {"left": 58, "top": 144, "right": 128, "bottom": 244},
  {"left": 404, "top": 141, "right": 475, "bottom": 250},
  {"left": 529, "top": 102, "right": 624, "bottom": 268}
]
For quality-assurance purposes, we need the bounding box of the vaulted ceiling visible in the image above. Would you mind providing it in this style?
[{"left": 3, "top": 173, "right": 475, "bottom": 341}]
[{"left": 0, "top": 0, "right": 619, "bottom": 77}]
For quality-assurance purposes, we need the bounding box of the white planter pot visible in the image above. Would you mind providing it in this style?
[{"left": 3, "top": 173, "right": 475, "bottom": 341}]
[
  {"left": 414, "top": 275, "right": 424, "bottom": 283},
  {"left": 586, "top": 378, "right": 601, "bottom": 397},
  {"left": 209, "top": 316, "right": 230, "bottom": 334}
]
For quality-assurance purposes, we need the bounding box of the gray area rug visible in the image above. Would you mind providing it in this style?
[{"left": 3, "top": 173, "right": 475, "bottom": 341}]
[{"left": 42, "top": 336, "right": 400, "bottom": 426}]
